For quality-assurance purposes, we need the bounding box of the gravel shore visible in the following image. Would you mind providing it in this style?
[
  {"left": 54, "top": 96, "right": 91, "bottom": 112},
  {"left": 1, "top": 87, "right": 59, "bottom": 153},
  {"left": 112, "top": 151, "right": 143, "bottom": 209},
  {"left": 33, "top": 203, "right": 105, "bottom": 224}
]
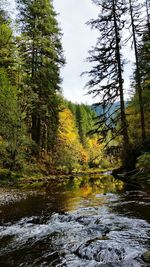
[{"left": 0, "top": 187, "right": 37, "bottom": 206}]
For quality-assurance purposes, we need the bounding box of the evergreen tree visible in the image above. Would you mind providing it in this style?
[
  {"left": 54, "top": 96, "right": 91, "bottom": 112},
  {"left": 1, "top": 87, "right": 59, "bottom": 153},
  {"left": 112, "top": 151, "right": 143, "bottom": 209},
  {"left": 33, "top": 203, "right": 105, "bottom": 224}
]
[
  {"left": 145, "top": 0, "right": 150, "bottom": 34},
  {"left": 138, "top": 26, "right": 150, "bottom": 138},
  {"left": 75, "top": 105, "right": 87, "bottom": 147},
  {"left": 127, "top": 0, "right": 150, "bottom": 143},
  {"left": 0, "top": 69, "right": 28, "bottom": 171},
  {"left": 0, "top": 5, "right": 16, "bottom": 83},
  {"left": 67, "top": 101, "right": 76, "bottom": 115},
  {"left": 128, "top": 0, "right": 146, "bottom": 142},
  {"left": 0, "top": 5, "right": 28, "bottom": 171},
  {"left": 84, "top": 0, "right": 129, "bottom": 166},
  {"left": 65, "top": 101, "right": 96, "bottom": 147},
  {"left": 16, "top": 0, "right": 65, "bottom": 154}
]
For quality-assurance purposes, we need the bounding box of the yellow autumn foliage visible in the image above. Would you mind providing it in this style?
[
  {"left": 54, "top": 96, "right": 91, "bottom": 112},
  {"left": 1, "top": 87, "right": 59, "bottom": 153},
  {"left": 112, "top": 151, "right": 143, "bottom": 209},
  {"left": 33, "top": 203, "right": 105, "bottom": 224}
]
[
  {"left": 55, "top": 108, "right": 107, "bottom": 171},
  {"left": 56, "top": 108, "right": 87, "bottom": 171},
  {"left": 87, "top": 136, "right": 104, "bottom": 167}
]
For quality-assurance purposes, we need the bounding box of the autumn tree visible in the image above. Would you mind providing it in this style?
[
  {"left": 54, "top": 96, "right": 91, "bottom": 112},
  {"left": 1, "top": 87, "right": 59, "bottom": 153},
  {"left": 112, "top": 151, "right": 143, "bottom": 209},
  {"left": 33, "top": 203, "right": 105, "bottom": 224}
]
[
  {"left": 55, "top": 108, "right": 86, "bottom": 173},
  {"left": 65, "top": 101, "right": 97, "bottom": 146},
  {"left": 87, "top": 135, "right": 104, "bottom": 168}
]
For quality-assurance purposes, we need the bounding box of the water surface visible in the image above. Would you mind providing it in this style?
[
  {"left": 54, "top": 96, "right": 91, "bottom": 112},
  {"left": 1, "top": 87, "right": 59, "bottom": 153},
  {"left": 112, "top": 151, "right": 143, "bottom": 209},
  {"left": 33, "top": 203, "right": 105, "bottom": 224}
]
[{"left": 0, "top": 175, "right": 150, "bottom": 266}]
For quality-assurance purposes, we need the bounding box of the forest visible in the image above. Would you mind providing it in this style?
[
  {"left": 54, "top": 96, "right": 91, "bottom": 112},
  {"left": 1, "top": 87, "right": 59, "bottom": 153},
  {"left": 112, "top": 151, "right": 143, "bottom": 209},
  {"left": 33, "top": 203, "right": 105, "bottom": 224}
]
[
  {"left": 0, "top": 1, "right": 150, "bottom": 266},
  {"left": 0, "top": 0, "right": 150, "bottom": 184}
]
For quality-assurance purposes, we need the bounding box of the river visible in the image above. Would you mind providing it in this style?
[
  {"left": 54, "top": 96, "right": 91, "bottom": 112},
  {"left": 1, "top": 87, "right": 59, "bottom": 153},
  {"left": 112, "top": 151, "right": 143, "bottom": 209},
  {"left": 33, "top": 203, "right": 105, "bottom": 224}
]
[{"left": 0, "top": 175, "right": 150, "bottom": 266}]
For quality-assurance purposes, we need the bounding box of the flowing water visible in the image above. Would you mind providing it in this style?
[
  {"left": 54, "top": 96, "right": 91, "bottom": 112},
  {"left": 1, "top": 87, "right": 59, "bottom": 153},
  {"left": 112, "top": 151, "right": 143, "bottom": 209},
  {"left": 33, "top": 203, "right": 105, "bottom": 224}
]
[{"left": 0, "top": 175, "right": 150, "bottom": 267}]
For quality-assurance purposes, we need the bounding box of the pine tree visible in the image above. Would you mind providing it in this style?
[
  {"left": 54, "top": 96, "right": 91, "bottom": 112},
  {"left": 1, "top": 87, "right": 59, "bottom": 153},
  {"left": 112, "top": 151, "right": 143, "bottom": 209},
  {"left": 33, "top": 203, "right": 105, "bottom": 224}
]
[
  {"left": 0, "top": 5, "right": 16, "bottom": 83},
  {"left": 75, "top": 105, "right": 87, "bottom": 147},
  {"left": 84, "top": 0, "right": 129, "bottom": 166},
  {"left": 0, "top": 68, "right": 28, "bottom": 171},
  {"left": 16, "top": 0, "right": 65, "bottom": 154},
  {"left": 138, "top": 24, "right": 150, "bottom": 137},
  {"left": 145, "top": 0, "right": 150, "bottom": 34},
  {"left": 0, "top": 6, "right": 28, "bottom": 171},
  {"left": 128, "top": 0, "right": 146, "bottom": 142}
]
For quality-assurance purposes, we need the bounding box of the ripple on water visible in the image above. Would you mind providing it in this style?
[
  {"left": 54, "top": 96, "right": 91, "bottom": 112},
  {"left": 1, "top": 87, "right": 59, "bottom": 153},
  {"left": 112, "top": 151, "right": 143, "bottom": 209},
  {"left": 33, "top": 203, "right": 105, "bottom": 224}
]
[{"left": 0, "top": 186, "right": 150, "bottom": 266}]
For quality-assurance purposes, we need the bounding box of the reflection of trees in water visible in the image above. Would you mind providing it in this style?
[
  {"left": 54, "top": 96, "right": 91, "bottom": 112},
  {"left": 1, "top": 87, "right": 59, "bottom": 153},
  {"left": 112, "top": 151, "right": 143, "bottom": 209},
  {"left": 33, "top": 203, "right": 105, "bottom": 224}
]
[
  {"left": 57, "top": 175, "right": 125, "bottom": 210},
  {"left": 46, "top": 175, "right": 124, "bottom": 212},
  {"left": 0, "top": 175, "right": 124, "bottom": 223},
  {"left": 73, "top": 175, "right": 124, "bottom": 194}
]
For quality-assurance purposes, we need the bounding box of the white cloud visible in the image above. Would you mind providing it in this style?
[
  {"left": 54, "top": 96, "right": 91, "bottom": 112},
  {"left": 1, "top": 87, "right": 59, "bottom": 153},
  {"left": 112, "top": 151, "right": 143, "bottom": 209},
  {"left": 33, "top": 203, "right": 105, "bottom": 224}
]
[{"left": 53, "top": 0, "right": 99, "bottom": 104}]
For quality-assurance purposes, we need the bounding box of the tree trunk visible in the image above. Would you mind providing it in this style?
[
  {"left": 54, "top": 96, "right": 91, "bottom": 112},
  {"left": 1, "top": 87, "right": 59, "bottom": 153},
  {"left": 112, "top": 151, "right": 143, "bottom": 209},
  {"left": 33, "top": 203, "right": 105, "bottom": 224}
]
[
  {"left": 32, "top": 114, "right": 38, "bottom": 143},
  {"left": 113, "top": 0, "right": 130, "bottom": 166},
  {"left": 129, "top": 0, "right": 146, "bottom": 142},
  {"left": 146, "top": 0, "right": 150, "bottom": 35}
]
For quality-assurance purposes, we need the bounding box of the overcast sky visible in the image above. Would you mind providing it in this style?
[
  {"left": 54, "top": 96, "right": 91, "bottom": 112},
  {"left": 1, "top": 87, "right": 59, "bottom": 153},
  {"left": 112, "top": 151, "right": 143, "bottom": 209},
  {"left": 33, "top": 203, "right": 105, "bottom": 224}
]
[
  {"left": 9, "top": 0, "right": 133, "bottom": 104},
  {"left": 53, "top": 0, "right": 99, "bottom": 104},
  {"left": 54, "top": 0, "right": 134, "bottom": 104}
]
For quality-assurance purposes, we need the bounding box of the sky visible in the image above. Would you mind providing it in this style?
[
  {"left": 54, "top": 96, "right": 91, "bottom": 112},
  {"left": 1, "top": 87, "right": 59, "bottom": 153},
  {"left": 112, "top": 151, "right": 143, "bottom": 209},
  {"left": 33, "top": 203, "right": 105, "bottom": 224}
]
[
  {"left": 8, "top": 0, "right": 134, "bottom": 104},
  {"left": 8, "top": 0, "right": 99, "bottom": 104},
  {"left": 53, "top": 0, "right": 99, "bottom": 104},
  {"left": 53, "top": 0, "right": 134, "bottom": 104}
]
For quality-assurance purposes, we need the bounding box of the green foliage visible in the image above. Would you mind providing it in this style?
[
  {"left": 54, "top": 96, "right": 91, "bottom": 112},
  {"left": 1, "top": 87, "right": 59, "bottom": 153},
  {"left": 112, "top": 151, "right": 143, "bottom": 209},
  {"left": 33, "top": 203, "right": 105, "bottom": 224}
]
[
  {"left": 136, "top": 153, "right": 150, "bottom": 173},
  {"left": 65, "top": 100, "right": 96, "bottom": 146},
  {"left": 0, "top": 7, "right": 17, "bottom": 84},
  {"left": 16, "top": 0, "right": 65, "bottom": 152},
  {"left": 0, "top": 0, "right": 149, "bottom": 181},
  {"left": 0, "top": 9, "right": 12, "bottom": 64},
  {"left": 0, "top": 69, "right": 29, "bottom": 171},
  {"left": 128, "top": 28, "right": 150, "bottom": 146},
  {"left": 84, "top": 0, "right": 130, "bottom": 166},
  {"left": 55, "top": 108, "right": 83, "bottom": 173}
]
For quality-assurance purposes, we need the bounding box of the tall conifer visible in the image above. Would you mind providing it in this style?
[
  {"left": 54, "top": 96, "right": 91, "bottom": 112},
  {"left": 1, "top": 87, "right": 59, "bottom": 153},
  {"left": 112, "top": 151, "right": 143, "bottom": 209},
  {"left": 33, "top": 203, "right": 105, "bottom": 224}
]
[
  {"left": 85, "top": 0, "right": 129, "bottom": 166},
  {"left": 16, "top": 0, "right": 65, "bottom": 154},
  {"left": 128, "top": 0, "right": 146, "bottom": 142}
]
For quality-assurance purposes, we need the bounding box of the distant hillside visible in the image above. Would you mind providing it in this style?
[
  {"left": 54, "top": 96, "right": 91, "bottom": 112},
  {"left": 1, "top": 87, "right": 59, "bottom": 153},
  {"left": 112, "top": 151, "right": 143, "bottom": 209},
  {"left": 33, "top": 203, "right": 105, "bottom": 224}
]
[
  {"left": 92, "top": 101, "right": 129, "bottom": 118},
  {"left": 92, "top": 102, "right": 120, "bottom": 117}
]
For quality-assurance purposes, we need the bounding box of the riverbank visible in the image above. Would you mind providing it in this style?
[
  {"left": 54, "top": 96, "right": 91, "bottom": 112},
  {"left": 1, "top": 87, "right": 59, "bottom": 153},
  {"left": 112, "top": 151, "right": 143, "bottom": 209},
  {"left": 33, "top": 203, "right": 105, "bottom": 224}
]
[
  {"left": 0, "top": 187, "right": 40, "bottom": 206},
  {"left": 0, "top": 167, "right": 115, "bottom": 188},
  {"left": 112, "top": 167, "right": 150, "bottom": 189},
  {"left": 1, "top": 158, "right": 150, "bottom": 190},
  {"left": 0, "top": 170, "right": 124, "bottom": 207},
  {"left": 0, "top": 165, "right": 150, "bottom": 191}
]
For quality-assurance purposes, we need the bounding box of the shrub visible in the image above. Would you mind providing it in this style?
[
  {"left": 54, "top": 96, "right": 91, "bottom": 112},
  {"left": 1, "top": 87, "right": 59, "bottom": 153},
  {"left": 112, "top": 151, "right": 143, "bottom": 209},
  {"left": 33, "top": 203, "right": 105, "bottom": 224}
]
[{"left": 136, "top": 153, "right": 150, "bottom": 173}]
